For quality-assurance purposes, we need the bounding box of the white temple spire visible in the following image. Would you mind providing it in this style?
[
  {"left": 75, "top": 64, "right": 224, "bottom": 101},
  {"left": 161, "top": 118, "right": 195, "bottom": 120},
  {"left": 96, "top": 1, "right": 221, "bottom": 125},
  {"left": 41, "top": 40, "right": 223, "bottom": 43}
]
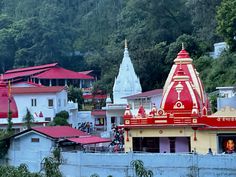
[{"left": 113, "top": 39, "right": 142, "bottom": 104}]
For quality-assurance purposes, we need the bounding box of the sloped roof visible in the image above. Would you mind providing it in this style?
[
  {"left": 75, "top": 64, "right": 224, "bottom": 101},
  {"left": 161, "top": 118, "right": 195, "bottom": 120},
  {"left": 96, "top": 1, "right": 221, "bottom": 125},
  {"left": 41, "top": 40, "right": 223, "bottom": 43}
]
[
  {"left": 5, "top": 63, "right": 58, "bottom": 74},
  {"left": 32, "top": 67, "right": 94, "bottom": 79},
  {"left": 3, "top": 68, "right": 49, "bottom": 80},
  {"left": 32, "top": 126, "right": 88, "bottom": 138},
  {"left": 12, "top": 86, "right": 65, "bottom": 94},
  {"left": 67, "top": 136, "right": 111, "bottom": 145},
  {"left": 123, "top": 89, "right": 163, "bottom": 99}
]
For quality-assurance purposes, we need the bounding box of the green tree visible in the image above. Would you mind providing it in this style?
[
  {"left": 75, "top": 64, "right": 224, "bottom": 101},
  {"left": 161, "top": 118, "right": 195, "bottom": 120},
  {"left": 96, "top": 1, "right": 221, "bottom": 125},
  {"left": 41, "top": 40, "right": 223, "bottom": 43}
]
[
  {"left": 187, "top": 0, "right": 222, "bottom": 45},
  {"left": 23, "top": 108, "right": 34, "bottom": 129},
  {"left": 216, "top": 0, "right": 236, "bottom": 51},
  {"left": 68, "top": 86, "right": 84, "bottom": 110},
  {"left": 131, "top": 160, "right": 153, "bottom": 177}
]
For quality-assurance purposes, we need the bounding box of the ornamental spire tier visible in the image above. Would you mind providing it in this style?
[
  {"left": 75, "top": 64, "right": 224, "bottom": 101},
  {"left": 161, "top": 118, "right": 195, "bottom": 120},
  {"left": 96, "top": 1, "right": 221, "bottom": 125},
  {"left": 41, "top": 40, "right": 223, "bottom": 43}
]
[
  {"left": 113, "top": 39, "right": 142, "bottom": 104},
  {"left": 162, "top": 46, "right": 208, "bottom": 115}
]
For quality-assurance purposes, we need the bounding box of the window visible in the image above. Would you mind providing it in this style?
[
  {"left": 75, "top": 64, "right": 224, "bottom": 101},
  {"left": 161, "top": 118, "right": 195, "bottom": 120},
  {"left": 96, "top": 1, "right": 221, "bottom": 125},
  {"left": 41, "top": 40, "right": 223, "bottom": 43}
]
[
  {"left": 31, "top": 99, "right": 37, "bottom": 107},
  {"left": 45, "top": 117, "right": 51, "bottom": 122},
  {"left": 48, "top": 99, "right": 54, "bottom": 107},
  {"left": 31, "top": 138, "right": 40, "bottom": 143}
]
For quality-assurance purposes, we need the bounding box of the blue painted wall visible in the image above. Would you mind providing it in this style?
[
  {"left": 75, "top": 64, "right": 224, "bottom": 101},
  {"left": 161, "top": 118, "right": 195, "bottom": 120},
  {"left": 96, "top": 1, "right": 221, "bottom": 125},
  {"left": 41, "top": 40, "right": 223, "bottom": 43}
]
[{"left": 7, "top": 150, "right": 236, "bottom": 177}]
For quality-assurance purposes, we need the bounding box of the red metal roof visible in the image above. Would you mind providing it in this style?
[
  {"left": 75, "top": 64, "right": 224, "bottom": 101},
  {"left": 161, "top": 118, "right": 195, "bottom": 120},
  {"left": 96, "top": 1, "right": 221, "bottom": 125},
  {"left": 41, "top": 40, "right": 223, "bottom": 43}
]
[
  {"left": 123, "top": 89, "right": 163, "bottom": 99},
  {"left": 32, "top": 126, "right": 88, "bottom": 138},
  {"left": 5, "top": 63, "right": 58, "bottom": 74},
  {"left": 67, "top": 136, "right": 111, "bottom": 145},
  {"left": 3, "top": 68, "right": 49, "bottom": 80},
  {"left": 33, "top": 67, "right": 94, "bottom": 79},
  {"left": 91, "top": 110, "right": 106, "bottom": 116},
  {"left": 79, "top": 70, "right": 93, "bottom": 75},
  {"left": 12, "top": 86, "right": 65, "bottom": 94}
]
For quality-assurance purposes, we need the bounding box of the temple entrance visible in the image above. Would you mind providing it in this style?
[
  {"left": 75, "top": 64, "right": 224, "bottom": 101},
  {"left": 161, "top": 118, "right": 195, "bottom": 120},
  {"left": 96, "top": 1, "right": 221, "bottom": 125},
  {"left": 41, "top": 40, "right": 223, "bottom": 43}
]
[
  {"left": 133, "top": 137, "right": 160, "bottom": 152},
  {"left": 132, "top": 137, "right": 190, "bottom": 153}
]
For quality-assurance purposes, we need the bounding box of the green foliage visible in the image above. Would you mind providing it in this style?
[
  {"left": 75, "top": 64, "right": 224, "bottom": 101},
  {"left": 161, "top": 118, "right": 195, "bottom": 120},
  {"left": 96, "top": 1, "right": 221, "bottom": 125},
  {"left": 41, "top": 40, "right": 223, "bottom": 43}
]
[
  {"left": 52, "top": 117, "right": 69, "bottom": 126},
  {"left": 0, "top": 164, "right": 43, "bottom": 177},
  {"left": 51, "top": 110, "right": 70, "bottom": 126},
  {"left": 0, "top": 130, "right": 12, "bottom": 159},
  {"left": 217, "top": 0, "right": 236, "bottom": 51},
  {"left": 23, "top": 108, "right": 34, "bottom": 129},
  {"left": 90, "top": 174, "right": 100, "bottom": 177},
  {"left": 131, "top": 160, "right": 153, "bottom": 177},
  {"left": 7, "top": 110, "right": 13, "bottom": 134},
  {"left": 43, "top": 157, "right": 62, "bottom": 177},
  {"left": 200, "top": 52, "right": 236, "bottom": 92},
  {"left": 0, "top": 0, "right": 235, "bottom": 94},
  {"left": 187, "top": 0, "right": 222, "bottom": 45},
  {"left": 55, "top": 110, "right": 69, "bottom": 120},
  {"left": 68, "top": 86, "right": 84, "bottom": 110}
]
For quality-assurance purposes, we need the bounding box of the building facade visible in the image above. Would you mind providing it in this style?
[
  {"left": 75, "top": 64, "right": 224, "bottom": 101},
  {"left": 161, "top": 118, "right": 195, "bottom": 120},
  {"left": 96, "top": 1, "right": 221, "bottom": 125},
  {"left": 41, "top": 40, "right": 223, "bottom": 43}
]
[{"left": 122, "top": 47, "right": 236, "bottom": 154}]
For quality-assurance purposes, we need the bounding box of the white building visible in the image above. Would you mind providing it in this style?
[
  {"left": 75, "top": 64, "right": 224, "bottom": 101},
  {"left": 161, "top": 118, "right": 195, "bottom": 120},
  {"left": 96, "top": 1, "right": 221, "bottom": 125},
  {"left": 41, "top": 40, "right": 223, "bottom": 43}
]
[
  {"left": 0, "top": 81, "right": 78, "bottom": 131},
  {"left": 210, "top": 42, "right": 228, "bottom": 59},
  {"left": 216, "top": 86, "right": 236, "bottom": 110}
]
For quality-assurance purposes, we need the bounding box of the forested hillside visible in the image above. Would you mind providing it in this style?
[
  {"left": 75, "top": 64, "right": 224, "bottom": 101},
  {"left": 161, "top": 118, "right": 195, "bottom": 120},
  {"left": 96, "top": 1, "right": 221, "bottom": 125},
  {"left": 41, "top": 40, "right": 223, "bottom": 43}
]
[{"left": 0, "top": 0, "right": 235, "bottom": 93}]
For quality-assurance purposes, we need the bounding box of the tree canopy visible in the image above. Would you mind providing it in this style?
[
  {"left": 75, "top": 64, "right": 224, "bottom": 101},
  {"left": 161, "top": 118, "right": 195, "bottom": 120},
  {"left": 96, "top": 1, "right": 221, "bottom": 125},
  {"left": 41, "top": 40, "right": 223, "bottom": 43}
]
[{"left": 0, "top": 0, "right": 235, "bottom": 93}]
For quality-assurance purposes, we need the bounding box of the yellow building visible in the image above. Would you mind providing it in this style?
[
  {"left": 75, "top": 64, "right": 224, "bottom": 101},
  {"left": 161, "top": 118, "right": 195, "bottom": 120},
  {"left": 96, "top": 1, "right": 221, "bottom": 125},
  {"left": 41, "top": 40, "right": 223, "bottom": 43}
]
[{"left": 121, "top": 47, "right": 236, "bottom": 154}]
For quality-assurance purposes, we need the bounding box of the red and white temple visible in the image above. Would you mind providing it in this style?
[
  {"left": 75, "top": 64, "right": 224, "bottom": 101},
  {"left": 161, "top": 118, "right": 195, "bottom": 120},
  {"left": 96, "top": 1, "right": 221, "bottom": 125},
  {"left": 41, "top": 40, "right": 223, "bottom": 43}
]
[{"left": 122, "top": 46, "right": 236, "bottom": 154}]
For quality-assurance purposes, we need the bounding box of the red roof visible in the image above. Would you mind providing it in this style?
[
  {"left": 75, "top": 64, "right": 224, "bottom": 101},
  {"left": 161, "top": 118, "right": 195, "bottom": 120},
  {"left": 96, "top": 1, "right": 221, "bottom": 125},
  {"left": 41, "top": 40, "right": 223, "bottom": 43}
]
[
  {"left": 5, "top": 63, "right": 58, "bottom": 74},
  {"left": 33, "top": 67, "right": 94, "bottom": 79},
  {"left": 12, "top": 86, "right": 65, "bottom": 94},
  {"left": 91, "top": 110, "right": 106, "bottom": 116},
  {"left": 67, "top": 136, "right": 111, "bottom": 145},
  {"left": 79, "top": 70, "right": 93, "bottom": 75},
  {"left": 32, "top": 126, "right": 88, "bottom": 138},
  {"left": 3, "top": 68, "right": 49, "bottom": 80},
  {"left": 83, "top": 94, "right": 107, "bottom": 100},
  {"left": 123, "top": 89, "right": 163, "bottom": 99}
]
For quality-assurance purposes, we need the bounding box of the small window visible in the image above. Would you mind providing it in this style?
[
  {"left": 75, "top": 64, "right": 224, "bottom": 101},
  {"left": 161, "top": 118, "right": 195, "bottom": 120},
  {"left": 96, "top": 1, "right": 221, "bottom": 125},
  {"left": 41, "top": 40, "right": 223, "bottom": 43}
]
[
  {"left": 31, "top": 138, "right": 40, "bottom": 143},
  {"left": 31, "top": 99, "right": 37, "bottom": 107},
  {"left": 48, "top": 99, "right": 54, "bottom": 107},
  {"left": 45, "top": 117, "right": 51, "bottom": 122}
]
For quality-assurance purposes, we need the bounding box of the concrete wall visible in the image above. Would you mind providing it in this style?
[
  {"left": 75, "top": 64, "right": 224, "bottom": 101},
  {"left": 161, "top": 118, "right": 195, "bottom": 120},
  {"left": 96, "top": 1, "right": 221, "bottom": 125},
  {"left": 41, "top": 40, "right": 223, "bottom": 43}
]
[{"left": 7, "top": 151, "right": 236, "bottom": 177}]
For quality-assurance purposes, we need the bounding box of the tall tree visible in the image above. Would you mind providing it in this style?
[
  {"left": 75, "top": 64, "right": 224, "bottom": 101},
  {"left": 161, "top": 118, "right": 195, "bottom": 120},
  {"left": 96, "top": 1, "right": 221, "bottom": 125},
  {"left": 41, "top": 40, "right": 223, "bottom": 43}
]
[{"left": 216, "top": 0, "right": 236, "bottom": 51}]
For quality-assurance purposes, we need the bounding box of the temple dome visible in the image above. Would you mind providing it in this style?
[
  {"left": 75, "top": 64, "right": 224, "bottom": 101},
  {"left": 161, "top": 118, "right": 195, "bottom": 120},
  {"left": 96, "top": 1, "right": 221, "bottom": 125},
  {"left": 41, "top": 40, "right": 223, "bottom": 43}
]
[
  {"left": 162, "top": 47, "right": 207, "bottom": 114},
  {"left": 161, "top": 47, "right": 207, "bottom": 117},
  {"left": 0, "top": 80, "right": 18, "bottom": 118},
  {"left": 161, "top": 67, "right": 202, "bottom": 117}
]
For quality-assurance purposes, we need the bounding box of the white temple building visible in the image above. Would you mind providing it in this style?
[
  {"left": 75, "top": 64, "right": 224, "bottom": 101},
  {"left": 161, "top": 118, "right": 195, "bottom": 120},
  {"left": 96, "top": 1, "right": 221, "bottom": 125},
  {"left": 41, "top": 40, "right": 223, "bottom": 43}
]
[
  {"left": 113, "top": 40, "right": 142, "bottom": 104},
  {"left": 103, "top": 40, "right": 142, "bottom": 133}
]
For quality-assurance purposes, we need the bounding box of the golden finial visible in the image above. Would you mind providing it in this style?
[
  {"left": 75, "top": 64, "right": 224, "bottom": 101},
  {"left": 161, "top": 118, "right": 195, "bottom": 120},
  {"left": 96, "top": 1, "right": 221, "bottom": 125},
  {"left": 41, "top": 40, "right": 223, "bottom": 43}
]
[
  {"left": 125, "top": 39, "right": 128, "bottom": 48},
  {"left": 182, "top": 42, "right": 184, "bottom": 50}
]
